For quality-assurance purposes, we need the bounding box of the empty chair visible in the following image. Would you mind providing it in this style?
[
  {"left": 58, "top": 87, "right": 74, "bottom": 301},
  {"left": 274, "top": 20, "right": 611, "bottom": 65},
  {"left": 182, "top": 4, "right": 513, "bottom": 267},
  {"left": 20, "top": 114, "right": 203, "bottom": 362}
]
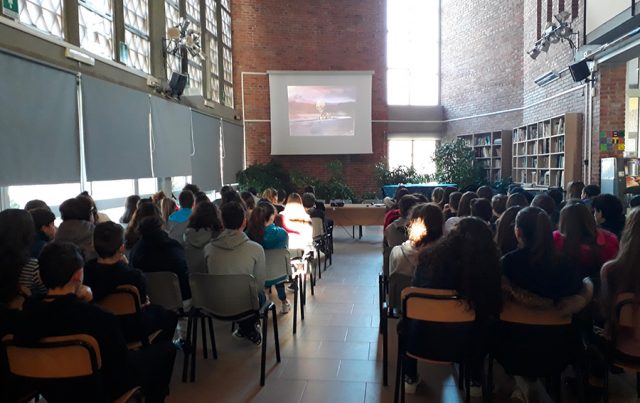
[
  {"left": 186, "top": 273, "right": 281, "bottom": 386},
  {"left": 144, "top": 271, "right": 185, "bottom": 313}
]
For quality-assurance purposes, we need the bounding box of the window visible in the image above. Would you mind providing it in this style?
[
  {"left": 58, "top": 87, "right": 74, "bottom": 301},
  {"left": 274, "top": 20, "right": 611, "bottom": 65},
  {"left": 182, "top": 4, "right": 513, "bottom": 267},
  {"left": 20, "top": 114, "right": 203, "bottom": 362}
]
[
  {"left": 124, "top": 0, "right": 150, "bottom": 73},
  {"left": 220, "top": 2, "right": 233, "bottom": 107},
  {"left": 205, "top": 0, "right": 220, "bottom": 102},
  {"left": 171, "top": 176, "right": 192, "bottom": 193},
  {"left": 386, "top": 0, "right": 439, "bottom": 106},
  {"left": 388, "top": 138, "right": 438, "bottom": 176},
  {"left": 165, "top": 0, "right": 182, "bottom": 78},
  {"left": 8, "top": 183, "right": 81, "bottom": 209},
  {"left": 87, "top": 179, "right": 135, "bottom": 200},
  {"left": 185, "top": 0, "right": 203, "bottom": 94},
  {"left": 18, "top": 0, "right": 64, "bottom": 38},
  {"left": 78, "top": 0, "right": 114, "bottom": 59},
  {"left": 137, "top": 177, "right": 158, "bottom": 195}
]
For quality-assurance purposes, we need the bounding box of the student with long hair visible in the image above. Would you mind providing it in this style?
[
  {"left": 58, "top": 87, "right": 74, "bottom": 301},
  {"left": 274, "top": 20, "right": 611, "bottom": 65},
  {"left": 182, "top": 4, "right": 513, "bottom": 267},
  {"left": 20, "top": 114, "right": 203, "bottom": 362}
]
[
  {"left": 125, "top": 201, "right": 162, "bottom": 250},
  {"left": 247, "top": 202, "right": 291, "bottom": 314},
  {"left": 183, "top": 202, "right": 223, "bottom": 274},
  {"left": 554, "top": 202, "right": 618, "bottom": 281},
  {"left": 120, "top": 195, "right": 141, "bottom": 225},
  {"left": 160, "top": 198, "right": 177, "bottom": 223},
  {"left": 281, "top": 193, "right": 313, "bottom": 250},
  {"left": 444, "top": 191, "right": 477, "bottom": 233},
  {"left": 430, "top": 187, "right": 444, "bottom": 207},
  {"left": 494, "top": 206, "right": 522, "bottom": 256},
  {"left": 443, "top": 191, "right": 462, "bottom": 220}
]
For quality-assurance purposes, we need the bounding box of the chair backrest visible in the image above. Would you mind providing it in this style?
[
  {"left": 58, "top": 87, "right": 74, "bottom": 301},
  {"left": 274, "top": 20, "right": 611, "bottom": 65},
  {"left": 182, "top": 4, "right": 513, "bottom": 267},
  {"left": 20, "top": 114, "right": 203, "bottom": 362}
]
[
  {"left": 144, "top": 271, "right": 184, "bottom": 311},
  {"left": 190, "top": 273, "right": 259, "bottom": 319},
  {"left": 614, "top": 292, "right": 640, "bottom": 346},
  {"left": 388, "top": 272, "right": 413, "bottom": 311},
  {"left": 311, "top": 217, "right": 325, "bottom": 238},
  {"left": 265, "top": 248, "right": 291, "bottom": 282},
  {"left": 401, "top": 287, "right": 475, "bottom": 323},
  {"left": 96, "top": 285, "right": 141, "bottom": 316},
  {"left": 3, "top": 334, "right": 101, "bottom": 378},
  {"left": 500, "top": 301, "right": 572, "bottom": 326}
]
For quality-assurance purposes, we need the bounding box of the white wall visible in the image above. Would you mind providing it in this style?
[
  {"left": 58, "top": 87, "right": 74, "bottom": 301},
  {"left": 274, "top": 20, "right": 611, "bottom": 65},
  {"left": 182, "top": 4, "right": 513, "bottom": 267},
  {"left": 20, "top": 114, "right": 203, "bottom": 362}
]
[{"left": 586, "top": 0, "right": 631, "bottom": 34}]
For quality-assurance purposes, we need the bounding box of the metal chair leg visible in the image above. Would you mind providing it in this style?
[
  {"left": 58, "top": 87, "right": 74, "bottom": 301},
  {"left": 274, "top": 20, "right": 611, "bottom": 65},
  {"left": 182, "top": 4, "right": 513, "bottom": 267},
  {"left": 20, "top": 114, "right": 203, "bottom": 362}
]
[
  {"left": 299, "top": 275, "right": 305, "bottom": 321},
  {"left": 272, "top": 305, "right": 281, "bottom": 362},
  {"left": 293, "top": 277, "right": 298, "bottom": 335},
  {"left": 207, "top": 316, "right": 217, "bottom": 359},
  {"left": 201, "top": 315, "right": 208, "bottom": 359},
  {"left": 181, "top": 314, "right": 193, "bottom": 382},
  {"left": 190, "top": 311, "right": 198, "bottom": 382},
  {"left": 382, "top": 308, "right": 388, "bottom": 386},
  {"left": 260, "top": 312, "right": 268, "bottom": 386}
]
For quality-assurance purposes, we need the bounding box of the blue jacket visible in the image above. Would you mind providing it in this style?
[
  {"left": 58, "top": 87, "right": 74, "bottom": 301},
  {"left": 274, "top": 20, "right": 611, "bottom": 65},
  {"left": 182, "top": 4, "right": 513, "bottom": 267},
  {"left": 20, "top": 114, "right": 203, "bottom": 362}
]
[
  {"left": 168, "top": 208, "right": 192, "bottom": 223},
  {"left": 262, "top": 224, "right": 288, "bottom": 250}
]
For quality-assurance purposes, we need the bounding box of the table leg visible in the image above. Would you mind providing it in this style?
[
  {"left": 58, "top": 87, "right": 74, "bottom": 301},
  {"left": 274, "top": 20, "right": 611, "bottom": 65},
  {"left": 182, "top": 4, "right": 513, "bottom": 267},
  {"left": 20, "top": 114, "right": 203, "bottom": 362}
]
[{"left": 359, "top": 225, "right": 363, "bottom": 239}]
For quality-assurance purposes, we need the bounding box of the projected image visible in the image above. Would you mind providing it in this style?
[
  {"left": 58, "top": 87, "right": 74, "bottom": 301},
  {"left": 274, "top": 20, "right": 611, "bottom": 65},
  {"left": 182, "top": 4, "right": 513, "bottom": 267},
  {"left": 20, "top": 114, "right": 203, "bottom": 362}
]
[{"left": 287, "top": 86, "right": 356, "bottom": 137}]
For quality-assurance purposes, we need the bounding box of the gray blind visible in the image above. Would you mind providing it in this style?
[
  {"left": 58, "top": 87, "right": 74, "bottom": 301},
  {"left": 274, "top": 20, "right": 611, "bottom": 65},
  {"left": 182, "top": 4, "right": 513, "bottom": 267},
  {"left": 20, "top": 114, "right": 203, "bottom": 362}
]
[
  {"left": 150, "top": 97, "right": 192, "bottom": 178},
  {"left": 0, "top": 52, "right": 79, "bottom": 186},
  {"left": 191, "top": 112, "right": 222, "bottom": 191},
  {"left": 221, "top": 121, "right": 244, "bottom": 184},
  {"left": 82, "top": 76, "right": 152, "bottom": 181}
]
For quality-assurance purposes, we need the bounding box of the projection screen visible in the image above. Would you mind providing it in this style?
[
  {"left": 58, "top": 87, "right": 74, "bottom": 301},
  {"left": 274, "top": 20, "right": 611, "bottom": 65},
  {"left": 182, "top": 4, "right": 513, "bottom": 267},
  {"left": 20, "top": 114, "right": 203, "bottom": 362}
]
[{"left": 268, "top": 71, "right": 373, "bottom": 155}]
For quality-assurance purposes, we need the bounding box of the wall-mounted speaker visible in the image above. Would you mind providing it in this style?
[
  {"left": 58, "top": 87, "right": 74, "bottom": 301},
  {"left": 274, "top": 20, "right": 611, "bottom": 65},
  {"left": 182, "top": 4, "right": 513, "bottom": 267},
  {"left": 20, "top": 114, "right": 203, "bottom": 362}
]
[
  {"left": 168, "top": 72, "right": 188, "bottom": 97},
  {"left": 569, "top": 60, "right": 591, "bottom": 83}
]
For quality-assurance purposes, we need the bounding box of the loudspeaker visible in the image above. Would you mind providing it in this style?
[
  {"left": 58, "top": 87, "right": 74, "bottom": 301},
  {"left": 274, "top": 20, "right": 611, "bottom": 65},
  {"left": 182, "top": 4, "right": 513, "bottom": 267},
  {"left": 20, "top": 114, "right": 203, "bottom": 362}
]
[
  {"left": 168, "top": 72, "right": 188, "bottom": 97},
  {"left": 569, "top": 60, "right": 591, "bottom": 82}
]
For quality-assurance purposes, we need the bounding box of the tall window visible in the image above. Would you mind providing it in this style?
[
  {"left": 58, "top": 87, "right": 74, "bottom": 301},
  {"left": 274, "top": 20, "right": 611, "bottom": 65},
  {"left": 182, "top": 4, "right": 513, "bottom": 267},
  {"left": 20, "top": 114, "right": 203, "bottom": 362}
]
[
  {"left": 18, "top": 0, "right": 64, "bottom": 38},
  {"left": 165, "top": 0, "right": 181, "bottom": 78},
  {"left": 220, "top": 0, "right": 233, "bottom": 108},
  {"left": 386, "top": 0, "right": 440, "bottom": 106},
  {"left": 185, "top": 0, "right": 202, "bottom": 94},
  {"left": 205, "top": 0, "right": 220, "bottom": 103},
  {"left": 388, "top": 138, "right": 438, "bottom": 176},
  {"left": 78, "top": 0, "right": 114, "bottom": 59},
  {"left": 124, "top": 0, "right": 150, "bottom": 73}
]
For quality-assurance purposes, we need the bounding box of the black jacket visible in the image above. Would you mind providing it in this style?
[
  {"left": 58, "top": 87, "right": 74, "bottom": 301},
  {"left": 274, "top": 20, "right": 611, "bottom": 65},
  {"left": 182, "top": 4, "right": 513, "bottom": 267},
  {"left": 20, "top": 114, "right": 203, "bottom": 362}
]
[{"left": 84, "top": 259, "right": 148, "bottom": 302}]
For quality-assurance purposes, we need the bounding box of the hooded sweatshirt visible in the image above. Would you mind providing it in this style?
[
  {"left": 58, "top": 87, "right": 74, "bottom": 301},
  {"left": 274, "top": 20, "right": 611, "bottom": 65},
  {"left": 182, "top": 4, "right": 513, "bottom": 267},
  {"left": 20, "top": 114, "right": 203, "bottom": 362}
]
[
  {"left": 204, "top": 230, "right": 266, "bottom": 293},
  {"left": 184, "top": 227, "right": 221, "bottom": 274},
  {"left": 55, "top": 219, "right": 97, "bottom": 261},
  {"left": 389, "top": 240, "right": 420, "bottom": 278}
]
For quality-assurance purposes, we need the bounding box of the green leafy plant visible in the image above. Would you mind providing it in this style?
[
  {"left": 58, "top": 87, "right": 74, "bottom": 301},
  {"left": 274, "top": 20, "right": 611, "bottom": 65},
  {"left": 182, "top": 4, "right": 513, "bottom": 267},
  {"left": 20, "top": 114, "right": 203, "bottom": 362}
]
[
  {"left": 492, "top": 177, "right": 513, "bottom": 195},
  {"left": 432, "top": 138, "right": 480, "bottom": 190},
  {"left": 373, "top": 162, "right": 429, "bottom": 187},
  {"left": 236, "top": 161, "right": 292, "bottom": 192},
  {"left": 316, "top": 160, "right": 354, "bottom": 201}
]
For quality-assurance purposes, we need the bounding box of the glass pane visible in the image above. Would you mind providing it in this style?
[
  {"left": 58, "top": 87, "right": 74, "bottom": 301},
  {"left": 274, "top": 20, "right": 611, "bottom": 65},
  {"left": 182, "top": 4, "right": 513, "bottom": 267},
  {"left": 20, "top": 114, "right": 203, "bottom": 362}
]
[
  {"left": 125, "top": 30, "right": 150, "bottom": 73},
  {"left": 188, "top": 62, "right": 203, "bottom": 94},
  {"left": 223, "top": 84, "right": 233, "bottom": 107},
  {"left": 413, "top": 139, "right": 438, "bottom": 175},
  {"left": 171, "top": 176, "right": 188, "bottom": 193},
  {"left": 186, "top": 0, "right": 200, "bottom": 25},
  {"left": 8, "top": 183, "right": 81, "bottom": 209},
  {"left": 221, "top": 8, "right": 232, "bottom": 47},
  {"left": 79, "top": 4, "right": 114, "bottom": 59},
  {"left": 165, "top": 1, "right": 180, "bottom": 32},
  {"left": 138, "top": 178, "right": 158, "bottom": 195},
  {"left": 207, "top": 35, "right": 220, "bottom": 102},
  {"left": 387, "top": 68, "right": 410, "bottom": 105},
  {"left": 223, "top": 46, "right": 233, "bottom": 83},
  {"left": 80, "top": 0, "right": 111, "bottom": 15},
  {"left": 208, "top": 76, "right": 220, "bottom": 102},
  {"left": 387, "top": 32, "right": 410, "bottom": 69},
  {"left": 409, "top": 72, "right": 439, "bottom": 106},
  {"left": 205, "top": 0, "right": 217, "bottom": 34},
  {"left": 167, "top": 53, "right": 182, "bottom": 78},
  {"left": 89, "top": 179, "right": 135, "bottom": 200},
  {"left": 388, "top": 140, "right": 413, "bottom": 169},
  {"left": 220, "top": 0, "right": 229, "bottom": 11},
  {"left": 124, "top": 0, "right": 148, "bottom": 34},
  {"left": 19, "top": 0, "right": 64, "bottom": 38}
]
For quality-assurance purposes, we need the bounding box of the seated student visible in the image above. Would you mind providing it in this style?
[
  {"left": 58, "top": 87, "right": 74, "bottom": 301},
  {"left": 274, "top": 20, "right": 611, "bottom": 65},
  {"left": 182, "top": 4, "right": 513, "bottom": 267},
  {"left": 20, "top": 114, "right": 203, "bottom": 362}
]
[
  {"left": 506, "top": 192, "right": 528, "bottom": 209},
  {"left": 152, "top": 191, "right": 166, "bottom": 208},
  {"left": 407, "top": 217, "right": 501, "bottom": 394},
  {"left": 281, "top": 193, "right": 314, "bottom": 251},
  {"left": 14, "top": 242, "right": 176, "bottom": 403},
  {"left": 443, "top": 191, "right": 462, "bottom": 221},
  {"left": 184, "top": 201, "right": 223, "bottom": 274},
  {"left": 581, "top": 184, "right": 601, "bottom": 209},
  {"left": 592, "top": 194, "right": 626, "bottom": 239},
  {"left": 476, "top": 185, "right": 493, "bottom": 201},
  {"left": 494, "top": 206, "right": 522, "bottom": 256},
  {"left": 247, "top": 187, "right": 261, "bottom": 204},
  {"left": 24, "top": 199, "right": 50, "bottom": 211},
  {"left": 160, "top": 197, "right": 177, "bottom": 224},
  {"left": 130, "top": 216, "right": 192, "bottom": 302},
  {"left": 247, "top": 202, "right": 291, "bottom": 314},
  {"left": 383, "top": 195, "right": 419, "bottom": 276},
  {"left": 303, "top": 185, "right": 326, "bottom": 211},
  {"left": 444, "top": 191, "right": 477, "bottom": 233},
  {"left": 261, "top": 188, "right": 282, "bottom": 212},
  {"left": 430, "top": 187, "right": 444, "bottom": 207},
  {"left": 29, "top": 208, "right": 56, "bottom": 258},
  {"left": 383, "top": 187, "right": 409, "bottom": 227},
  {"left": 213, "top": 185, "right": 233, "bottom": 207},
  {"left": 221, "top": 189, "right": 244, "bottom": 208},
  {"left": 241, "top": 191, "right": 256, "bottom": 215},
  {"left": 470, "top": 198, "right": 493, "bottom": 225},
  {"left": 491, "top": 194, "right": 507, "bottom": 224},
  {"left": 167, "top": 190, "right": 194, "bottom": 244},
  {"left": 194, "top": 191, "right": 211, "bottom": 205},
  {"left": 554, "top": 202, "right": 619, "bottom": 282},
  {"left": 561, "top": 181, "right": 585, "bottom": 209},
  {"left": 182, "top": 183, "right": 200, "bottom": 196},
  {"left": 277, "top": 189, "right": 288, "bottom": 207},
  {"left": 84, "top": 222, "right": 178, "bottom": 343},
  {"left": 204, "top": 202, "right": 266, "bottom": 345},
  {"left": 302, "top": 192, "right": 325, "bottom": 222},
  {"left": 125, "top": 201, "right": 162, "bottom": 251},
  {"left": 120, "top": 195, "right": 141, "bottom": 225},
  {"left": 79, "top": 192, "right": 111, "bottom": 224},
  {"left": 531, "top": 193, "right": 559, "bottom": 229},
  {"left": 55, "top": 196, "right": 97, "bottom": 261}
]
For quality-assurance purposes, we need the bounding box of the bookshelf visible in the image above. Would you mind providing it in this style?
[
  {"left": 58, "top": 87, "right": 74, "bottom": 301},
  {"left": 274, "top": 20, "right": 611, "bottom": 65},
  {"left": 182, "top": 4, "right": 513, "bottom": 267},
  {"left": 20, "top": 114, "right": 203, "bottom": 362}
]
[
  {"left": 458, "top": 130, "right": 512, "bottom": 182},
  {"left": 511, "top": 113, "right": 583, "bottom": 189}
]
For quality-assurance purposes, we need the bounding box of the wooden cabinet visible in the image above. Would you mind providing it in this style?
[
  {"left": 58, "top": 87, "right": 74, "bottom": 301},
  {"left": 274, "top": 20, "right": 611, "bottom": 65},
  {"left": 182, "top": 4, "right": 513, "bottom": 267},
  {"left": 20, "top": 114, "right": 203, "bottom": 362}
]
[
  {"left": 511, "top": 113, "right": 583, "bottom": 189},
  {"left": 457, "top": 130, "right": 512, "bottom": 182}
]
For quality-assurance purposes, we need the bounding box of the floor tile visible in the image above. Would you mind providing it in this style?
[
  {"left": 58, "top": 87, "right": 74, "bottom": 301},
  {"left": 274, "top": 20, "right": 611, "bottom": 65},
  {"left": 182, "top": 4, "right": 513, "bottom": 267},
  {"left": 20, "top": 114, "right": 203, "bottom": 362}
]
[{"left": 300, "top": 380, "right": 367, "bottom": 403}]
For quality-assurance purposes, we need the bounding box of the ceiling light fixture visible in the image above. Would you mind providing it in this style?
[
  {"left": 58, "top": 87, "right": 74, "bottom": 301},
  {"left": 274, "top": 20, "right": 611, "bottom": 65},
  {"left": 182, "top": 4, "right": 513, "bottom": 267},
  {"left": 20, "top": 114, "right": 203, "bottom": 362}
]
[
  {"left": 527, "top": 11, "right": 578, "bottom": 59},
  {"left": 163, "top": 19, "right": 205, "bottom": 61}
]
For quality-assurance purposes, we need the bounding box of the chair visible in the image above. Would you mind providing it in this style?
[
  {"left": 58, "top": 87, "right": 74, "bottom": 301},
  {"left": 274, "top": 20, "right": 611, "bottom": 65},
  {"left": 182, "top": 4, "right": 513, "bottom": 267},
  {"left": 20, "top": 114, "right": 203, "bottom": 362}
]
[
  {"left": 265, "top": 249, "right": 304, "bottom": 334},
  {"left": 2, "top": 334, "right": 141, "bottom": 403},
  {"left": 96, "top": 285, "right": 161, "bottom": 350},
  {"left": 488, "top": 301, "right": 580, "bottom": 403},
  {"left": 290, "top": 248, "right": 316, "bottom": 298},
  {"left": 311, "top": 217, "right": 329, "bottom": 277},
  {"left": 394, "top": 287, "right": 477, "bottom": 403},
  {"left": 381, "top": 271, "right": 412, "bottom": 386},
  {"left": 604, "top": 292, "right": 640, "bottom": 402},
  {"left": 325, "top": 220, "right": 334, "bottom": 266},
  {"left": 186, "top": 273, "right": 281, "bottom": 386}
]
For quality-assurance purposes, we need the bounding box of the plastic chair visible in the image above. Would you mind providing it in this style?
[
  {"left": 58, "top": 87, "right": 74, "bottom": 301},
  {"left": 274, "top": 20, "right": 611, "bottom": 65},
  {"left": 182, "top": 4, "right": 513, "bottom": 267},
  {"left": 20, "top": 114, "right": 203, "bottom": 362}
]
[
  {"left": 2, "top": 334, "right": 141, "bottom": 403},
  {"left": 381, "top": 271, "right": 412, "bottom": 385},
  {"left": 186, "top": 273, "right": 281, "bottom": 386},
  {"left": 394, "top": 287, "right": 478, "bottom": 403},
  {"left": 311, "top": 217, "right": 328, "bottom": 276},
  {"left": 143, "top": 272, "right": 184, "bottom": 313},
  {"left": 265, "top": 249, "right": 303, "bottom": 334},
  {"left": 290, "top": 248, "right": 316, "bottom": 298}
]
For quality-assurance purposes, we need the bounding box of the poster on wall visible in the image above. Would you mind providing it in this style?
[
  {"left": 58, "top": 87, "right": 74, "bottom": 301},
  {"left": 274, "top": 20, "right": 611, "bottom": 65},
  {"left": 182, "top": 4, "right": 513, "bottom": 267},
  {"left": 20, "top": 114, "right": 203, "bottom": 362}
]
[{"left": 599, "top": 130, "right": 625, "bottom": 152}]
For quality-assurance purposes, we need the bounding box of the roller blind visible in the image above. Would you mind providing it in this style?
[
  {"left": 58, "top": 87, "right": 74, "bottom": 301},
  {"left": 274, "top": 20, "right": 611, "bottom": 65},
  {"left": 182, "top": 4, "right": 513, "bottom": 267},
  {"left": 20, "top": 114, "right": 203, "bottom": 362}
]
[
  {"left": 221, "top": 121, "right": 244, "bottom": 184},
  {"left": 191, "top": 111, "right": 222, "bottom": 191},
  {"left": 0, "top": 52, "right": 79, "bottom": 186},
  {"left": 150, "top": 97, "right": 192, "bottom": 178},
  {"left": 82, "top": 76, "right": 152, "bottom": 181}
]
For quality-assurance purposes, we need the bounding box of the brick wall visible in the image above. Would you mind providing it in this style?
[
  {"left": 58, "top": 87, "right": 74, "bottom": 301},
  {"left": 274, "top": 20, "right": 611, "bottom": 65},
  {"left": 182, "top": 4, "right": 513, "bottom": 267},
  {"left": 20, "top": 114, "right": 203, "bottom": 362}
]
[{"left": 232, "top": 0, "right": 388, "bottom": 195}]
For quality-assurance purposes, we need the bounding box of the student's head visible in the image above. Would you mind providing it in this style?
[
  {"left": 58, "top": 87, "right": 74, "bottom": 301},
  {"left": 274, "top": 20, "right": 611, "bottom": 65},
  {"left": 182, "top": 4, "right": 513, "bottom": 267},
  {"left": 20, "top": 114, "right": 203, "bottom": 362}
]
[
  {"left": 160, "top": 198, "right": 177, "bottom": 222},
  {"left": 457, "top": 192, "right": 478, "bottom": 217},
  {"left": 302, "top": 192, "right": 317, "bottom": 209},
  {"left": 59, "top": 197, "right": 93, "bottom": 222},
  {"left": 407, "top": 203, "right": 444, "bottom": 247},
  {"left": 262, "top": 188, "right": 278, "bottom": 204},
  {"left": 248, "top": 187, "right": 258, "bottom": 196},
  {"left": 152, "top": 191, "right": 166, "bottom": 206},
  {"left": 470, "top": 198, "right": 493, "bottom": 222},
  {"left": 303, "top": 185, "right": 315, "bottom": 194},
  {"left": 30, "top": 208, "right": 56, "bottom": 239},
  {"left": 592, "top": 194, "right": 624, "bottom": 225},
  {"left": 220, "top": 201, "right": 247, "bottom": 230},
  {"left": 220, "top": 185, "right": 233, "bottom": 197},
  {"left": 188, "top": 201, "right": 223, "bottom": 232},
  {"left": 38, "top": 242, "right": 84, "bottom": 290},
  {"left": 394, "top": 186, "right": 409, "bottom": 202},
  {"left": 448, "top": 192, "right": 463, "bottom": 212},
  {"left": 431, "top": 187, "right": 444, "bottom": 205},
  {"left": 508, "top": 185, "right": 523, "bottom": 195},
  {"left": 491, "top": 194, "right": 507, "bottom": 217},
  {"left": 78, "top": 193, "right": 99, "bottom": 222},
  {"left": 413, "top": 193, "right": 428, "bottom": 203},
  {"left": 398, "top": 195, "right": 419, "bottom": 219},
  {"left": 277, "top": 189, "right": 288, "bottom": 204},
  {"left": 495, "top": 206, "right": 522, "bottom": 256},
  {"left": 121, "top": 195, "right": 141, "bottom": 224},
  {"left": 515, "top": 207, "right": 555, "bottom": 266},
  {"left": 138, "top": 215, "right": 165, "bottom": 237},
  {"left": 546, "top": 188, "right": 564, "bottom": 207},
  {"left": 506, "top": 192, "right": 528, "bottom": 209},
  {"left": 531, "top": 194, "right": 556, "bottom": 218},
  {"left": 195, "top": 191, "right": 211, "bottom": 205},
  {"left": 287, "top": 192, "right": 303, "bottom": 206},
  {"left": 0, "top": 209, "right": 35, "bottom": 303},
  {"left": 240, "top": 191, "right": 256, "bottom": 211},
  {"left": 221, "top": 189, "right": 242, "bottom": 207},
  {"left": 567, "top": 181, "right": 585, "bottom": 200},
  {"left": 476, "top": 186, "right": 493, "bottom": 201},
  {"left": 247, "top": 202, "right": 278, "bottom": 243},
  {"left": 178, "top": 190, "right": 195, "bottom": 209},
  {"left": 24, "top": 199, "right": 50, "bottom": 211},
  {"left": 125, "top": 201, "right": 162, "bottom": 249},
  {"left": 582, "top": 184, "right": 601, "bottom": 199},
  {"left": 183, "top": 183, "right": 201, "bottom": 195},
  {"left": 443, "top": 187, "right": 456, "bottom": 205},
  {"left": 559, "top": 202, "right": 598, "bottom": 262},
  {"left": 93, "top": 222, "right": 125, "bottom": 259}
]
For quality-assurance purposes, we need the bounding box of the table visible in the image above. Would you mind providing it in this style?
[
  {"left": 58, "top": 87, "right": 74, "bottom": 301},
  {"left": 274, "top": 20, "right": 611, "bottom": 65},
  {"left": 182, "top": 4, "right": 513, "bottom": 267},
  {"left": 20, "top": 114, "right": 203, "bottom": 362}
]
[
  {"left": 324, "top": 204, "right": 387, "bottom": 238},
  {"left": 382, "top": 183, "right": 457, "bottom": 198}
]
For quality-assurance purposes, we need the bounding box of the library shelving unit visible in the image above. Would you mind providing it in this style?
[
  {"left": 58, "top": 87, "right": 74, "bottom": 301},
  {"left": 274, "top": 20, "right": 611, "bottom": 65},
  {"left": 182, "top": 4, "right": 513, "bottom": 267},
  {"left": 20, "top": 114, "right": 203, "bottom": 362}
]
[
  {"left": 458, "top": 130, "right": 512, "bottom": 182},
  {"left": 511, "top": 113, "right": 583, "bottom": 189}
]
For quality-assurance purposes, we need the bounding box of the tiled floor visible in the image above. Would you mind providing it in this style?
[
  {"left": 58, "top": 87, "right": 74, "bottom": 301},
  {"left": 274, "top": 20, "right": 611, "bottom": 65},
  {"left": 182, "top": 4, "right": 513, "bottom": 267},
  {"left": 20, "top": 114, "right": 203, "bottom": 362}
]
[{"left": 167, "top": 227, "right": 638, "bottom": 403}]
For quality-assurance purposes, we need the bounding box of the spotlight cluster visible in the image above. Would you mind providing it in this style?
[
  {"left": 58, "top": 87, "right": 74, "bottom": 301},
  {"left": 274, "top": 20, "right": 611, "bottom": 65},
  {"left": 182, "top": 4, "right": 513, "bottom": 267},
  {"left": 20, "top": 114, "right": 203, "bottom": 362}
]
[{"left": 527, "top": 11, "right": 576, "bottom": 60}]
